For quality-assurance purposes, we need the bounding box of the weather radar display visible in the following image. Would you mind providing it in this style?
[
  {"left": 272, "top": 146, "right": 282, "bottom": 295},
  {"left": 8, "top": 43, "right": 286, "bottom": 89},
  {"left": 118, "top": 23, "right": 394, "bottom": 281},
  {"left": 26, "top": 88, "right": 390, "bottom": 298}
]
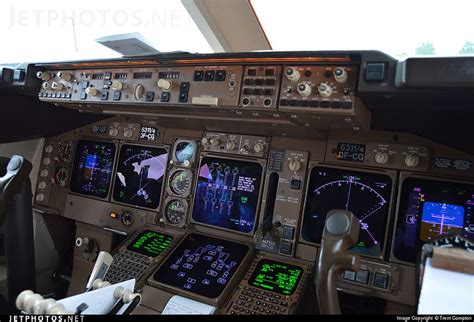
[{"left": 113, "top": 144, "right": 168, "bottom": 209}]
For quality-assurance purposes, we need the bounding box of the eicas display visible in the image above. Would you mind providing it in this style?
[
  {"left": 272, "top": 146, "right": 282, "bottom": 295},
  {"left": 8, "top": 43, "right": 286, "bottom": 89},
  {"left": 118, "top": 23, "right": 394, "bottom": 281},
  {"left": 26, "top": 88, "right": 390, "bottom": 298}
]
[
  {"left": 152, "top": 233, "right": 249, "bottom": 299},
  {"left": 70, "top": 140, "right": 116, "bottom": 198},
  {"left": 126, "top": 230, "right": 173, "bottom": 257},
  {"left": 113, "top": 144, "right": 168, "bottom": 209},
  {"left": 393, "top": 177, "right": 474, "bottom": 263},
  {"left": 248, "top": 259, "right": 303, "bottom": 296},
  {"left": 192, "top": 157, "right": 263, "bottom": 233},
  {"left": 303, "top": 166, "right": 392, "bottom": 257}
]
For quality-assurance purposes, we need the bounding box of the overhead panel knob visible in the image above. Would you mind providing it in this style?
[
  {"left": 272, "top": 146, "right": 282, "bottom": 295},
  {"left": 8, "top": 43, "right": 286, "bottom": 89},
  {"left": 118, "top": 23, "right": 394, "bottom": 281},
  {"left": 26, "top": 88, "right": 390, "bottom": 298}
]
[
  {"left": 134, "top": 84, "right": 145, "bottom": 100},
  {"left": 318, "top": 83, "right": 333, "bottom": 98},
  {"left": 297, "top": 83, "right": 312, "bottom": 97},
  {"left": 123, "top": 128, "right": 134, "bottom": 138},
  {"left": 36, "top": 71, "right": 51, "bottom": 81},
  {"left": 85, "top": 87, "right": 99, "bottom": 97},
  {"left": 334, "top": 68, "right": 348, "bottom": 83},
  {"left": 157, "top": 79, "right": 172, "bottom": 90},
  {"left": 225, "top": 141, "right": 236, "bottom": 151},
  {"left": 253, "top": 142, "right": 264, "bottom": 153},
  {"left": 374, "top": 151, "right": 389, "bottom": 164},
  {"left": 285, "top": 67, "right": 300, "bottom": 82},
  {"left": 209, "top": 138, "right": 220, "bottom": 146},
  {"left": 57, "top": 71, "right": 72, "bottom": 81},
  {"left": 404, "top": 154, "right": 420, "bottom": 167},
  {"left": 41, "top": 82, "right": 49, "bottom": 89},
  {"left": 288, "top": 159, "right": 301, "bottom": 171},
  {"left": 111, "top": 80, "right": 123, "bottom": 91}
]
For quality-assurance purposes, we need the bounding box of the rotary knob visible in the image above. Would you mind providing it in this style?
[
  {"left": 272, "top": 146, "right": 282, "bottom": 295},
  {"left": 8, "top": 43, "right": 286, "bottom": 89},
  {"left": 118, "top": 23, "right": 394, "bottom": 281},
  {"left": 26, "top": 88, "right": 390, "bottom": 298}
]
[
  {"left": 374, "top": 151, "right": 389, "bottom": 164},
  {"left": 288, "top": 159, "right": 301, "bottom": 171},
  {"left": 134, "top": 84, "right": 145, "bottom": 100},
  {"left": 40, "top": 169, "right": 49, "bottom": 177},
  {"left": 225, "top": 141, "right": 236, "bottom": 151},
  {"left": 157, "top": 79, "right": 172, "bottom": 90},
  {"left": 334, "top": 68, "right": 348, "bottom": 83},
  {"left": 297, "top": 83, "right": 312, "bottom": 97},
  {"left": 253, "top": 142, "right": 264, "bottom": 153},
  {"left": 38, "top": 181, "right": 47, "bottom": 190},
  {"left": 36, "top": 71, "right": 51, "bottom": 81},
  {"left": 404, "top": 154, "right": 420, "bottom": 167},
  {"left": 111, "top": 80, "right": 123, "bottom": 91},
  {"left": 285, "top": 67, "right": 300, "bottom": 82},
  {"left": 42, "top": 158, "right": 51, "bottom": 166},
  {"left": 44, "top": 145, "right": 53, "bottom": 153},
  {"left": 41, "top": 82, "right": 49, "bottom": 89},
  {"left": 51, "top": 82, "right": 64, "bottom": 91},
  {"left": 35, "top": 194, "right": 45, "bottom": 202},
  {"left": 209, "top": 138, "right": 220, "bottom": 146},
  {"left": 201, "top": 137, "right": 209, "bottom": 145},
  {"left": 123, "top": 128, "right": 134, "bottom": 138},
  {"left": 57, "top": 71, "right": 72, "bottom": 81},
  {"left": 108, "top": 128, "right": 119, "bottom": 137},
  {"left": 85, "top": 87, "right": 99, "bottom": 97},
  {"left": 318, "top": 83, "right": 333, "bottom": 98}
]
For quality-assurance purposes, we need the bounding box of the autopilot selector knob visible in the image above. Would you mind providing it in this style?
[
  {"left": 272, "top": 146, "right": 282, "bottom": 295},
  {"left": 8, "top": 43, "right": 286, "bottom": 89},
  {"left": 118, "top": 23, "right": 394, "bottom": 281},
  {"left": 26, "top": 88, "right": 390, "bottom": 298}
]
[
  {"left": 36, "top": 71, "right": 51, "bottom": 81},
  {"left": 285, "top": 67, "right": 300, "bottom": 82},
  {"left": 288, "top": 159, "right": 301, "bottom": 171},
  {"left": 374, "top": 151, "right": 389, "bottom": 164},
  {"left": 57, "top": 71, "right": 72, "bottom": 81},
  {"left": 404, "top": 154, "right": 420, "bottom": 167},
  {"left": 297, "top": 83, "right": 312, "bottom": 97},
  {"left": 334, "top": 68, "right": 348, "bottom": 83},
  {"left": 157, "top": 79, "right": 172, "bottom": 90},
  {"left": 318, "top": 83, "right": 333, "bottom": 97},
  {"left": 111, "top": 80, "right": 123, "bottom": 91},
  {"left": 85, "top": 87, "right": 99, "bottom": 97}
]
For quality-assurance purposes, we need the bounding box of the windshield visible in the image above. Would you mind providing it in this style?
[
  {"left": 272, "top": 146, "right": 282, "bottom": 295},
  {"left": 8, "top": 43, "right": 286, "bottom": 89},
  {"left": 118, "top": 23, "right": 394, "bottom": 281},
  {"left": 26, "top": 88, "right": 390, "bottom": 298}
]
[
  {"left": 251, "top": 0, "right": 474, "bottom": 59},
  {"left": 0, "top": 0, "right": 212, "bottom": 63}
]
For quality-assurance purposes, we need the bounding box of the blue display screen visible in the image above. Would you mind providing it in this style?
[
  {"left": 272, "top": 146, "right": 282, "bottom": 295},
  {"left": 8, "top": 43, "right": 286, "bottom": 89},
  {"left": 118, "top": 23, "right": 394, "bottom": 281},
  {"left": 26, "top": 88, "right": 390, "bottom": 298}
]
[
  {"left": 192, "top": 157, "right": 262, "bottom": 233},
  {"left": 421, "top": 202, "right": 465, "bottom": 241}
]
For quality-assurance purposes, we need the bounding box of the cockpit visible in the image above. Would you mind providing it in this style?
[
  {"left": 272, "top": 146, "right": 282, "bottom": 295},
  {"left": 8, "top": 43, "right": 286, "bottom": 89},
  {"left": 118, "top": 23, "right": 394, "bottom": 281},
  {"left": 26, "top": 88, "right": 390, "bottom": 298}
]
[{"left": 0, "top": 0, "right": 473, "bottom": 316}]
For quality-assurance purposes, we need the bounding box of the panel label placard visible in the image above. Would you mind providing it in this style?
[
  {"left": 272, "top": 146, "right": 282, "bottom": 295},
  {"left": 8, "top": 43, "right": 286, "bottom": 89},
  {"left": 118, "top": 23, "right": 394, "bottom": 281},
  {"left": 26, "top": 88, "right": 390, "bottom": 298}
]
[{"left": 335, "top": 142, "right": 366, "bottom": 163}]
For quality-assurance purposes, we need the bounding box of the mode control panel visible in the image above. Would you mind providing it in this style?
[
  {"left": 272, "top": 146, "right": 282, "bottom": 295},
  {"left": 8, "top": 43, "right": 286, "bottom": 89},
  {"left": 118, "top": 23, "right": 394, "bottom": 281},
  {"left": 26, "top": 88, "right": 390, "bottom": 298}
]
[
  {"left": 257, "top": 149, "right": 309, "bottom": 257},
  {"left": 240, "top": 66, "right": 282, "bottom": 109},
  {"left": 279, "top": 65, "right": 357, "bottom": 111},
  {"left": 201, "top": 132, "right": 270, "bottom": 158}
]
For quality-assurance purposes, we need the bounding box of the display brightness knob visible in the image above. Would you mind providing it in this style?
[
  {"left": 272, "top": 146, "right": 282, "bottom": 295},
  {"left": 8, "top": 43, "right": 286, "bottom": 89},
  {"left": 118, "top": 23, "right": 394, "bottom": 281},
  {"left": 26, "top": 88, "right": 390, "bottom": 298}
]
[
  {"left": 374, "top": 151, "right": 389, "bottom": 164},
  {"left": 404, "top": 154, "right": 420, "bottom": 167}
]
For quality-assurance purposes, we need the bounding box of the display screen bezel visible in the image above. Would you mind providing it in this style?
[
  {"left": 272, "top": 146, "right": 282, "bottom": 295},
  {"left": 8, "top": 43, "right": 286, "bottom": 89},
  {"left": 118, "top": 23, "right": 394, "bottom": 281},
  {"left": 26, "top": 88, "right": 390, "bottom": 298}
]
[
  {"left": 299, "top": 162, "right": 396, "bottom": 260},
  {"left": 111, "top": 142, "right": 169, "bottom": 211},
  {"left": 148, "top": 232, "right": 253, "bottom": 306},
  {"left": 69, "top": 138, "right": 118, "bottom": 200},
  {"left": 189, "top": 153, "right": 266, "bottom": 236},
  {"left": 390, "top": 172, "right": 474, "bottom": 265}
]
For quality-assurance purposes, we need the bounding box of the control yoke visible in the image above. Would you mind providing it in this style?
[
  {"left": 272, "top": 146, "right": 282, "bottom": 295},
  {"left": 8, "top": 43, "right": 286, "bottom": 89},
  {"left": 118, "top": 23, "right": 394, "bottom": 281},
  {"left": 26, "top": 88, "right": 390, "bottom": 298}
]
[
  {"left": 315, "top": 210, "right": 361, "bottom": 314},
  {"left": 0, "top": 155, "right": 32, "bottom": 225}
]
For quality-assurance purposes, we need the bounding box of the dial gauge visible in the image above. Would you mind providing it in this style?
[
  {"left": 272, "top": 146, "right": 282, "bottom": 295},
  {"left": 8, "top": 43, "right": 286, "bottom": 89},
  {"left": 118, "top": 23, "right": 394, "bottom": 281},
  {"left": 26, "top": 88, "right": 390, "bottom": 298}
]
[
  {"left": 174, "top": 140, "right": 196, "bottom": 163},
  {"left": 165, "top": 199, "right": 187, "bottom": 225},
  {"left": 169, "top": 169, "right": 192, "bottom": 196},
  {"left": 54, "top": 166, "right": 68, "bottom": 186},
  {"left": 303, "top": 166, "right": 392, "bottom": 257}
]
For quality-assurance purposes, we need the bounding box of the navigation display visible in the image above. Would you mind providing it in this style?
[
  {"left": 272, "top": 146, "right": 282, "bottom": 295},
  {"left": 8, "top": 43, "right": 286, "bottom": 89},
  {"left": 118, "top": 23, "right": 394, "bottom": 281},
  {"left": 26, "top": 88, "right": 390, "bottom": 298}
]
[
  {"left": 192, "top": 156, "right": 262, "bottom": 233},
  {"left": 113, "top": 144, "right": 168, "bottom": 209},
  {"left": 70, "top": 140, "right": 116, "bottom": 198},
  {"left": 302, "top": 166, "right": 393, "bottom": 257},
  {"left": 393, "top": 177, "right": 474, "bottom": 263},
  {"left": 248, "top": 259, "right": 303, "bottom": 296},
  {"left": 126, "top": 230, "right": 173, "bottom": 257},
  {"left": 152, "top": 233, "right": 249, "bottom": 299}
]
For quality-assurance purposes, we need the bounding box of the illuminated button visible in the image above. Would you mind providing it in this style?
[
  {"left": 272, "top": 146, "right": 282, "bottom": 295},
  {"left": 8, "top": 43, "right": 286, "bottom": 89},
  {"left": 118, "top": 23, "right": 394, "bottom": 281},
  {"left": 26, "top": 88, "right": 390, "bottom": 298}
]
[
  {"left": 290, "top": 178, "right": 301, "bottom": 190},
  {"left": 113, "top": 91, "right": 121, "bottom": 101},
  {"left": 373, "top": 272, "right": 389, "bottom": 289},
  {"left": 110, "top": 212, "right": 118, "bottom": 219},
  {"left": 343, "top": 270, "right": 356, "bottom": 281},
  {"left": 355, "top": 270, "right": 370, "bottom": 284},
  {"left": 193, "top": 70, "right": 203, "bottom": 81},
  {"left": 215, "top": 70, "right": 226, "bottom": 81},
  {"left": 145, "top": 91, "right": 155, "bottom": 101},
  {"left": 279, "top": 241, "right": 293, "bottom": 255},
  {"left": 204, "top": 70, "right": 215, "bottom": 81},
  {"left": 160, "top": 91, "right": 170, "bottom": 102},
  {"left": 247, "top": 68, "right": 257, "bottom": 76},
  {"left": 281, "top": 226, "right": 295, "bottom": 240},
  {"left": 180, "top": 82, "right": 190, "bottom": 92}
]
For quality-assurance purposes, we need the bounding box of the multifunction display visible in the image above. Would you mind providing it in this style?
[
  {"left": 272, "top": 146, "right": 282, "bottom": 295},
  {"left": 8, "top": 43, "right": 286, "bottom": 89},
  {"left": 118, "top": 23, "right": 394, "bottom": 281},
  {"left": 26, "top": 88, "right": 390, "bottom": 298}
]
[
  {"left": 70, "top": 140, "right": 116, "bottom": 198},
  {"left": 113, "top": 144, "right": 168, "bottom": 209},
  {"left": 126, "top": 230, "right": 173, "bottom": 257},
  {"left": 192, "top": 157, "right": 262, "bottom": 233},
  {"left": 393, "top": 177, "right": 474, "bottom": 263},
  {"left": 248, "top": 259, "right": 303, "bottom": 296},
  {"left": 152, "top": 233, "right": 249, "bottom": 299},
  {"left": 303, "top": 166, "right": 392, "bottom": 257}
]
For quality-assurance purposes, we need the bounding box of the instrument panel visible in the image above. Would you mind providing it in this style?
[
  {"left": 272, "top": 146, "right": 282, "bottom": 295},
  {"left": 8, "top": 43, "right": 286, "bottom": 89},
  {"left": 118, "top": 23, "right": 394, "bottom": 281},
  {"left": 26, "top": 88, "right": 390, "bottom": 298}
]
[{"left": 30, "top": 56, "right": 474, "bottom": 314}]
